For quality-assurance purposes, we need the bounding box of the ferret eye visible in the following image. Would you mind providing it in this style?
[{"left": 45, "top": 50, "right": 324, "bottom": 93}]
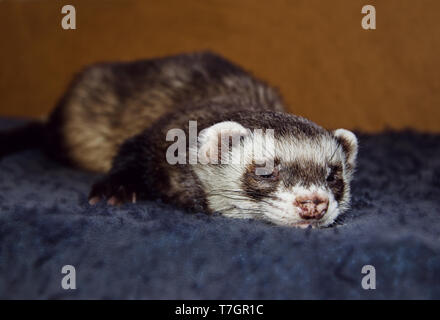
[
  {"left": 326, "top": 166, "right": 339, "bottom": 183},
  {"left": 255, "top": 166, "right": 279, "bottom": 180},
  {"left": 326, "top": 172, "right": 335, "bottom": 182}
]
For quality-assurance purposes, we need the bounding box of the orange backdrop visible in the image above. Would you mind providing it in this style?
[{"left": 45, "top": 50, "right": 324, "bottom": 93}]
[{"left": 0, "top": 0, "right": 439, "bottom": 132}]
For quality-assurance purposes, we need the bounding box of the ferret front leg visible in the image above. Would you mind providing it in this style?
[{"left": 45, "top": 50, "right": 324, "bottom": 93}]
[
  {"left": 88, "top": 173, "right": 140, "bottom": 205},
  {"left": 88, "top": 134, "right": 151, "bottom": 206}
]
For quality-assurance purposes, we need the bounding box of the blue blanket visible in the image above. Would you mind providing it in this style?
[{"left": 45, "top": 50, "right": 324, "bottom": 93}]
[{"left": 0, "top": 118, "right": 439, "bottom": 299}]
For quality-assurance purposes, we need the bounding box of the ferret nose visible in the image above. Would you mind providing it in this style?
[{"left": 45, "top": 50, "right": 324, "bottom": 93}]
[{"left": 294, "top": 194, "right": 329, "bottom": 220}]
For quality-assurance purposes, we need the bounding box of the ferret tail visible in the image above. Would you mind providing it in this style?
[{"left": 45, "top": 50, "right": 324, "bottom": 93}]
[{"left": 0, "top": 121, "right": 47, "bottom": 159}]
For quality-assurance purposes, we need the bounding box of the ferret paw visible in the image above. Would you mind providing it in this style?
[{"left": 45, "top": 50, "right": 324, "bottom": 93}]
[{"left": 88, "top": 177, "right": 137, "bottom": 206}]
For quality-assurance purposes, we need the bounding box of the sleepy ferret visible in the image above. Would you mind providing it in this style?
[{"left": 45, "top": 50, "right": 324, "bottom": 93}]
[{"left": 0, "top": 52, "right": 358, "bottom": 228}]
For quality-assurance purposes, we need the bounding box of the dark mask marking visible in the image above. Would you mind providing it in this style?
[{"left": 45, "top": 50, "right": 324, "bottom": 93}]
[
  {"left": 327, "top": 164, "right": 345, "bottom": 202},
  {"left": 241, "top": 161, "right": 280, "bottom": 201}
]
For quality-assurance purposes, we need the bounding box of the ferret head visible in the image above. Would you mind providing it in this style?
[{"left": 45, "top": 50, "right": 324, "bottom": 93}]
[{"left": 193, "top": 113, "right": 358, "bottom": 228}]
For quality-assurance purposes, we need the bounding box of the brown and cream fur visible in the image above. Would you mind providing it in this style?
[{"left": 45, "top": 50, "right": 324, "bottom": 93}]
[
  {"left": 48, "top": 52, "right": 284, "bottom": 172},
  {"left": 0, "top": 51, "right": 358, "bottom": 227}
]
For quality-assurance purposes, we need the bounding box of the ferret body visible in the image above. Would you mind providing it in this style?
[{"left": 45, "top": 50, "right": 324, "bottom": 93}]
[{"left": 0, "top": 52, "right": 358, "bottom": 228}]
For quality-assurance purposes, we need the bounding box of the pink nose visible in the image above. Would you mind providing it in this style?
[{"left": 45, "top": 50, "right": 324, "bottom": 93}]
[{"left": 294, "top": 194, "right": 329, "bottom": 220}]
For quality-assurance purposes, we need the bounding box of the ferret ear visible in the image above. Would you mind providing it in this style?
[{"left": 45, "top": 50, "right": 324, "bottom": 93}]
[
  {"left": 198, "top": 121, "right": 249, "bottom": 164},
  {"left": 333, "top": 129, "right": 358, "bottom": 171}
]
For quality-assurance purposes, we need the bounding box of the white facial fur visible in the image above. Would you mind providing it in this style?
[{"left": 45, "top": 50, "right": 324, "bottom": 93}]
[{"left": 193, "top": 121, "right": 358, "bottom": 228}]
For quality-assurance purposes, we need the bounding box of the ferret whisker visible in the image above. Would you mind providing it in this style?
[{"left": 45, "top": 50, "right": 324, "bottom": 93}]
[
  {"left": 220, "top": 206, "right": 266, "bottom": 217},
  {"left": 208, "top": 189, "right": 280, "bottom": 201},
  {"left": 329, "top": 141, "right": 342, "bottom": 162}
]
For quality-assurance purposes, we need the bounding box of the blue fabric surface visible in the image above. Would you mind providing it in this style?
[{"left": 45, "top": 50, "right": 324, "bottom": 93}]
[{"left": 0, "top": 118, "right": 439, "bottom": 299}]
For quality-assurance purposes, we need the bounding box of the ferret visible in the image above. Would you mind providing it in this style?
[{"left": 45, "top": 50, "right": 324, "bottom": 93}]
[{"left": 0, "top": 52, "right": 358, "bottom": 228}]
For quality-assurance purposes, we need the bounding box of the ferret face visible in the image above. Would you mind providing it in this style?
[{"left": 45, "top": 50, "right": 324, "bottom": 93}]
[{"left": 194, "top": 119, "right": 358, "bottom": 228}]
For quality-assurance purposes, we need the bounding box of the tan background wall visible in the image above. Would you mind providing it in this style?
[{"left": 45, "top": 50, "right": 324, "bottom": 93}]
[{"left": 0, "top": 0, "right": 439, "bottom": 132}]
